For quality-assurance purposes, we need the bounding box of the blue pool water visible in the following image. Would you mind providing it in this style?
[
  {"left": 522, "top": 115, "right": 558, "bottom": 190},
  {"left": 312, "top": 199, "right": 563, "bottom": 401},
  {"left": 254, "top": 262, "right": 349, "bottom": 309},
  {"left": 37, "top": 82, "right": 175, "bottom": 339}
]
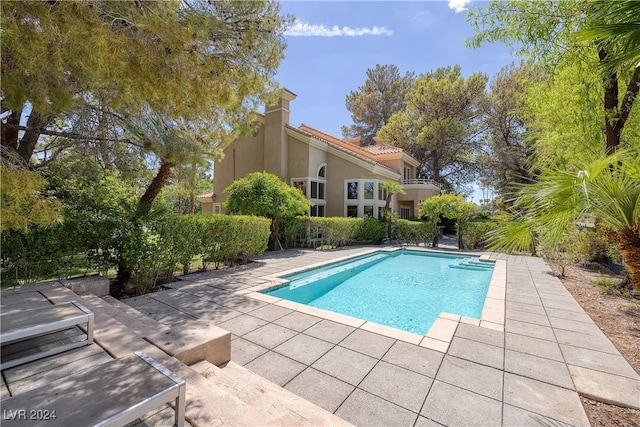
[{"left": 263, "top": 250, "right": 494, "bottom": 335}]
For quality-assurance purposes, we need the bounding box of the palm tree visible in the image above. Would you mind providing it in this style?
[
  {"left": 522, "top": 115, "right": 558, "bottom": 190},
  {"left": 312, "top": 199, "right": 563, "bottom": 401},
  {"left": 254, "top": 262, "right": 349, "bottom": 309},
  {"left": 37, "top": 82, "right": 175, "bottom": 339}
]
[
  {"left": 487, "top": 150, "right": 640, "bottom": 292},
  {"left": 380, "top": 180, "right": 405, "bottom": 240}
]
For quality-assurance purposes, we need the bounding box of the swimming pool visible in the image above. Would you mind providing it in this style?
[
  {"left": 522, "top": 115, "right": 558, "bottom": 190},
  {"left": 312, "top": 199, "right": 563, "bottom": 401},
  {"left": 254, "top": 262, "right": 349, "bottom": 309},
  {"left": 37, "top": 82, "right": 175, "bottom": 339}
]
[{"left": 262, "top": 249, "right": 495, "bottom": 335}]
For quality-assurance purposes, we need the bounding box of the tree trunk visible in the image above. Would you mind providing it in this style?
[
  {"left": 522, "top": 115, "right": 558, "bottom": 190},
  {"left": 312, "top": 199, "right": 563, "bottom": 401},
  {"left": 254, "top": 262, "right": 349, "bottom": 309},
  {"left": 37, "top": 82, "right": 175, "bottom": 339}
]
[
  {"left": 1, "top": 109, "right": 22, "bottom": 159},
  {"left": 189, "top": 162, "right": 196, "bottom": 213},
  {"left": 598, "top": 50, "right": 640, "bottom": 156},
  {"left": 17, "top": 111, "right": 51, "bottom": 163},
  {"left": 116, "top": 160, "right": 175, "bottom": 289},
  {"left": 615, "top": 223, "right": 640, "bottom": 293},
  {"left": 139, "top": 160, "right": 176, "bottom": 212}
]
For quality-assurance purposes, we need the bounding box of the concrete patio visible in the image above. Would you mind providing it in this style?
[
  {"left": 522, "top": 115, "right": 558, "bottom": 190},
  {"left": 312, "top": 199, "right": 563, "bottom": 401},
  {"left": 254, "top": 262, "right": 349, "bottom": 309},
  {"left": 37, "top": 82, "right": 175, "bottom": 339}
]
[{"left": 2, "top": 245, "right": 639, "bottom": 426}]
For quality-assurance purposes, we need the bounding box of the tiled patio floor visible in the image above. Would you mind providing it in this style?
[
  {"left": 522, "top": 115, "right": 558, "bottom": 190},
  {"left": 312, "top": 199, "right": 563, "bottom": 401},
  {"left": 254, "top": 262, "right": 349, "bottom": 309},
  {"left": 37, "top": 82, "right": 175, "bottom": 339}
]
[
  {"left": 2, "top": 244, "right": 639, "bottom": 426},
  {"left": 122, "top": 246, "right": 640, "bottom": 426}
]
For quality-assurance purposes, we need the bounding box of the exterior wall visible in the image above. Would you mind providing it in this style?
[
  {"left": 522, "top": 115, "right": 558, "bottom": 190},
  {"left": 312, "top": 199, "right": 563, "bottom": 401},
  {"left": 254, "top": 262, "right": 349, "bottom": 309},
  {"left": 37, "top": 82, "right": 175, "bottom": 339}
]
[
  {"left": 201, "top": 201, "right": 213, "bottom": 215},
  {"left": 308, "top": 144, "right": 327, "bottom": 177},
  {"left": 377, "top": 158, "right": 403, "bottom": 174},
  {"left": 324, "top": 153, "right": 372, "bottom": 217},
  {"left": 213, "top": 126, "right": 266, "bottom": 210},
  {"left": 287, "top": 134, "right": 310, "bottom": 179},
  {"left": 398, "top": 186, "right": 441, "bottom": 218}
]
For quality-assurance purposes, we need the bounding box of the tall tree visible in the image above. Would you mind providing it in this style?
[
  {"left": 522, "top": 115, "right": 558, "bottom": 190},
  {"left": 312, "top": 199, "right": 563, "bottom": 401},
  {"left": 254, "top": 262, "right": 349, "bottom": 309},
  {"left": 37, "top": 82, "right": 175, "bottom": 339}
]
[
  {"left": 480, "top": 62, "right": 538, "bottom": 196},
  {"left": 467, "top": 0, "right": 640, "bottom": 155},
  {"left": 1, "top": 0, "right": 291, "bottom": 209},
  {"left": 378, "top": 66, "right": 487, "bottom": 192},
  {"left": 342, "top": 65, "right": 415, "bottom": 146}
]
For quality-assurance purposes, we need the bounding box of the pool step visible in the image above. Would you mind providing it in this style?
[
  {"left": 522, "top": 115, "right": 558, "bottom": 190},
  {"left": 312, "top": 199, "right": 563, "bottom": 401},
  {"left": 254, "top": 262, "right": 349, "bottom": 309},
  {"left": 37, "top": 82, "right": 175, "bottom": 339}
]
[
  {"left": 287, "top": 253, "right": 388, "bottom": 289},
  {"left": 449, "top": 260, "right": 495, "bottom": 271}
]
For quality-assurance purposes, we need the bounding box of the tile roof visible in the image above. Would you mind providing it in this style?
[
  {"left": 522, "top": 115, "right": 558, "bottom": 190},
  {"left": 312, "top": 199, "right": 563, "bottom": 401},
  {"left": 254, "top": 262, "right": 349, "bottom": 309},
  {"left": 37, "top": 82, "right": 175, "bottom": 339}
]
[
  {"left": 286, "top": 124, "right": 395, "bottom": 172},
  {"left": 361, "top": 144, "right": 404, "bottom": 155},
  {"left": 297, "top": 123, "right": 406, "bottom": 162}
]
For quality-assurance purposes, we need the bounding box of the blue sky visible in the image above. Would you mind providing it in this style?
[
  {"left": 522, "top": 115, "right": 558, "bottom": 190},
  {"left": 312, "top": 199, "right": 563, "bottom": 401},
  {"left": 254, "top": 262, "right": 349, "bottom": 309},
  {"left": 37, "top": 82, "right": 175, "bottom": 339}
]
[
  {"left": 274, "top": 0, "right": 512, "bottom": 199},
  {"left": 276, "top": 0, "right": 513, "bottom": 136}
]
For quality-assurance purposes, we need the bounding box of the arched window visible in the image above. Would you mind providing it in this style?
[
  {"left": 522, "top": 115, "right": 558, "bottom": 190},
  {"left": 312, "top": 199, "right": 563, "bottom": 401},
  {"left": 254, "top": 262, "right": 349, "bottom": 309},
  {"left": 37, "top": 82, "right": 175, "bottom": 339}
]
[{"left": 318, "top": 164, "right": 326, "bottom": 178}]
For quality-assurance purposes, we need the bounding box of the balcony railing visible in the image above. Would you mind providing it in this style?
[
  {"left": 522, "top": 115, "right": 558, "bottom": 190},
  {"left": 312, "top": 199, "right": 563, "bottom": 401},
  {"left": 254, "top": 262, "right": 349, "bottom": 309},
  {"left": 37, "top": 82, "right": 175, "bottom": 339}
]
[{"left": 402, "top": 179, "right": 441, "bottom": 188}]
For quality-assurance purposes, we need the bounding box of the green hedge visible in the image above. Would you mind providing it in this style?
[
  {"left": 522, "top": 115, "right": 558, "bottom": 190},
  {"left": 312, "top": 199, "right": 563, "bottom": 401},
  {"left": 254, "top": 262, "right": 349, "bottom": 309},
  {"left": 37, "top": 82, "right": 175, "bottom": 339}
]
[
  {"left": 1, "top": 214, "right": 270, "bottom": 288},
  {"left": 394, "top": 219, "right": 434, "bottom": 245},
  {"left": 280, "top": 216, "right": 390, "bottom": 248},
  {"left": 459, "top": 218, "right": 501, "bottom": 249}
]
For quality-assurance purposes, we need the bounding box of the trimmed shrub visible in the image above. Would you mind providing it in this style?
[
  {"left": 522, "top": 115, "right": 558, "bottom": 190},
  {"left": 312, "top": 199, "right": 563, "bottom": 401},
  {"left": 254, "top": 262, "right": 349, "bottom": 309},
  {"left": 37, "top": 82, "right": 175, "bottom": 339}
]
[
  {"left": 354, "top": 217, "right": 386, "bottom": 244},
  {"left": 394, "top": 219, "right": 433, "bottom": 246},
  {"left": 460, "top": 218, "right": 501, "bottom": 249},
  {"left": 200, "top": 215, "right": 270, "bottom": 266},
  {"left": 0, "top": 213, "right": 271, "bottom": 289},
  {"left": 279, "top": 216, "right": 386, "bottom": 249}
]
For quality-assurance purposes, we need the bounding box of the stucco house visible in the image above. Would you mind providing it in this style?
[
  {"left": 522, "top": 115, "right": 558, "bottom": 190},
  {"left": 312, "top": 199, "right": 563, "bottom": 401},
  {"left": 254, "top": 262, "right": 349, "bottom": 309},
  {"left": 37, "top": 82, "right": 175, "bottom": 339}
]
[{"left": 199, "top": 89, "right": 440, "bottom": 219}]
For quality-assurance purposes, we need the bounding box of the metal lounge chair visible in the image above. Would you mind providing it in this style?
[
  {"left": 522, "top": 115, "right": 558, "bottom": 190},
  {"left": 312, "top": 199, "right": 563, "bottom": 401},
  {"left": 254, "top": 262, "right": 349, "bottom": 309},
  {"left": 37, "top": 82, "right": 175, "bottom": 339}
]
[
  {"left": 0, "top": 300, "right": 94, "bottom": 370},
  {"left": 1, "top": 351, "right": 186, "bottom": 427}
]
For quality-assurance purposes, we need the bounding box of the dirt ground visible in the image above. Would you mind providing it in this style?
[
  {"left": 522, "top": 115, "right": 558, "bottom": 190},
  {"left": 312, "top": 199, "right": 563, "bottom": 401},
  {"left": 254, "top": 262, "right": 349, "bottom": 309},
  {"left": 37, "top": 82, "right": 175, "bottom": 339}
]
[{"left": 554, "top": 263, "right": 640, "bottom": 427}]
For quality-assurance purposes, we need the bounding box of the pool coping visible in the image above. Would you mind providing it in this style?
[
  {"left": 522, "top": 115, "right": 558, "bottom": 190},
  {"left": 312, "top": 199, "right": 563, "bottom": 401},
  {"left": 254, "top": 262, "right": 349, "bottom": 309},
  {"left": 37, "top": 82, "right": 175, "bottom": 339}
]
[{"left": 241, "top": 247, "right": 506, "bottom": 353}]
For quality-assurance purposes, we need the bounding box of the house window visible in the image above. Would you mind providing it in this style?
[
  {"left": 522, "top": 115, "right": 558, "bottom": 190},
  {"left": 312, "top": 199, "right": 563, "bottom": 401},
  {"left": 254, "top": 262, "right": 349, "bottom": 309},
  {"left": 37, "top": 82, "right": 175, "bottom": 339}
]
[
  {"left": 347, "top": 181, "right": 358, "bottom": 199},
  {"left": 400, "top": 206, "right": 410, "bottom": 219},
  {"left": 318, "top": 165, "right": 326, "bottom": 178},
  {"left": 311, "top": 181, "right": 318, "bottom": 199},
  {"left": 310, "top": 205, "right": 325, "bottom": 217},
  {"left": 378, "top": 185, "right": 387, "bottom": 201},
  {"left": 378, "top": 206, "right": 384, "bottom": 219},
  {"left": 404, "top": 166, "right": 411, "bottom": 182},
  {"left": 344, "top": 179, "right": 388, "bottom": 219},
  {"left": 364, "top": 181, "right": 374, "bottom": 199},
  {"left": 364, "top": 205, "right": 374, "bottom": 218},
  {"left": 213, "top": 204, "right": 221, "bottom": 214},
  {"left": 318, "top": 182, "right": 325, "bottom": 199}
]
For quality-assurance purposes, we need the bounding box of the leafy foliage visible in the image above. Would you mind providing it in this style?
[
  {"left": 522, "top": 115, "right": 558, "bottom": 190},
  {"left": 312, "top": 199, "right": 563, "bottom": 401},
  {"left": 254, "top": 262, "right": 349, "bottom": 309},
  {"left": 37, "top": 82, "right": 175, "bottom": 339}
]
[
  {"left": 2, "top": 0, "right": 291, "bottom": 159},
  {"left": 394, "top": 219, "right": 434, "bottom": 246},
  {"left": 224, "top": 172, "right": 311, "bottom": 250},
  {"left": 0, "top": 165, "right": 62, "bottom": 232},
  {"left": 378, "top": 66, "right": 487, "bottom": 192},
  {"left": 0, "top": 213, "right": 270, "bottom": 289},
  {"left": 342, "top": 64, "right": 415, "bottom": 145},
  {"left": 459, "top": 218, "right": 500, "bottom": 249},
  {"left": 224, "top": 172, "right": 310, "bottom": 218},
  {"left": 479, "top": 62, "right": 539, "bottom": 197},
  {"left": 419, "top": 194, "right": 478, "bottom": 248},
  {"left": 467, "top": 0, "right": 640, "bottom": 156},
  {"left": 487, "top": 150, "right": 640, "bottom": 291}
]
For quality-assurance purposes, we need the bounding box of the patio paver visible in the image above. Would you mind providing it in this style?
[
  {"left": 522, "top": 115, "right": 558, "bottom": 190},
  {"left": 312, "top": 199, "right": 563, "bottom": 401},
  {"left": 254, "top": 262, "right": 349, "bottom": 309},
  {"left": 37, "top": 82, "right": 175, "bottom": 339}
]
[
  {"left": 421, "top": 380, "right": 502, "bottom": 426},
  {"left": 3, "top": 245, "right": 638, "bottom": 426},
  {"left": 336, "top": 388, "right": 418, "bottom": 427},
  {"left": 284, "top": 367, "right": 355, "bottom": 413}
]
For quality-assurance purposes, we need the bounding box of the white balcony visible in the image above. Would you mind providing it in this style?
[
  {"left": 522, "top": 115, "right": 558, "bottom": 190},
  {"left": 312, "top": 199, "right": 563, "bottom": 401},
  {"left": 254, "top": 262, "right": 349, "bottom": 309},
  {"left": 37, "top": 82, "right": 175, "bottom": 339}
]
[{"left": 402, "top": 179, "right": 441, "bottom": 189}]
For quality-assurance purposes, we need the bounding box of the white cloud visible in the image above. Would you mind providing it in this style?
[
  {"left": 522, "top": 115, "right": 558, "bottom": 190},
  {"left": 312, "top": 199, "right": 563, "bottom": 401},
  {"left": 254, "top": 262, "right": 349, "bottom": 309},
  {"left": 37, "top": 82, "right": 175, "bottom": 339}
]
[
  {"left": 285, "top": 20, "right": 393, "bottom": 37},
  {"left": 448, "top": 0, "right": 472, "bottom": 13}
]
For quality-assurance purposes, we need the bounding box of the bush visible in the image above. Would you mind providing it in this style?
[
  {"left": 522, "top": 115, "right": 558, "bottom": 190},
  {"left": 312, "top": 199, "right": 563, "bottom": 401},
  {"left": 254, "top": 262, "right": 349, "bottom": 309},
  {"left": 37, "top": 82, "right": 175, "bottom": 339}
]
[
  {"left": 394, "top": 219, "right": 433, "bottom": 245},
  {"left": 200, "top": 215, "right": 270, "bottom": 266},
  {"left": 354, "top": 217, "right": 386, "bottom": 244},
  {"left": 460, "top": 218, "right": 501, "bottom": 249},
  {"left": 279, "top": 217, "right": 387, "bottom": 249},
  {"left": 0, "top": 213, "right": 271, "bottom": 289}
]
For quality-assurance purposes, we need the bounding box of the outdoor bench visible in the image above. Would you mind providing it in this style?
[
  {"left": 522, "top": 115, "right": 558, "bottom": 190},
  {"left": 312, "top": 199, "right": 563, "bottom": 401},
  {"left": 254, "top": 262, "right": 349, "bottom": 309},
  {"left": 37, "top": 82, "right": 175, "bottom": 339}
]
[
  {"left": 0, "top": 300, "right": 94, "bottom": 370},
  {"left": 0, "top": 351, "right": 186, "bottom": 427}
]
